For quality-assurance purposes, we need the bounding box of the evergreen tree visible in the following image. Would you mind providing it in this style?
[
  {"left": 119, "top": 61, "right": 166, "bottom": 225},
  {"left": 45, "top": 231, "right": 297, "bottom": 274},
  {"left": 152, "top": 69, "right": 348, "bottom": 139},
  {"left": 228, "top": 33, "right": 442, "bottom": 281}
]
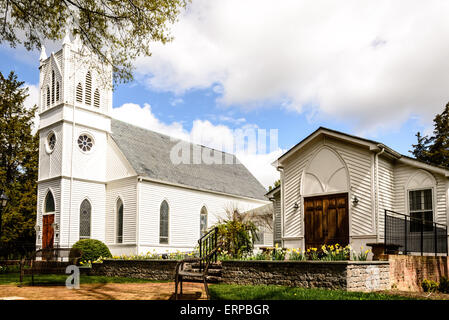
[
  {"left": 411, "top": 102, "right": 449, "bottom": 168},
  {"left": 410, "top": 132, "right": 430, "bottom": 163},
  {"left": 0, "top": 71, "right": 38, "bottom": 257}
]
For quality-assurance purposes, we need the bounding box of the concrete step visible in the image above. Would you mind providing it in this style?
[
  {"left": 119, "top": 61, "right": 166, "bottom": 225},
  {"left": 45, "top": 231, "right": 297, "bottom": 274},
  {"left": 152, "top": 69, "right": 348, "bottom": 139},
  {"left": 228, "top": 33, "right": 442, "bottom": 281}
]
[{"left": 180, "top": 275, "right": 222, "bottom": 284}]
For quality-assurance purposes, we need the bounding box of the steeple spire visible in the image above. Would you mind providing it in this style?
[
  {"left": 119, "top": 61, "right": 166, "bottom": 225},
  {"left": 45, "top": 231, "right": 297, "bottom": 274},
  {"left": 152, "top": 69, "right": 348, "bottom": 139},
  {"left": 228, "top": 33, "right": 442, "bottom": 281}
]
[{"left": 39, "top": 45, "right": 47, "bottom": 61}]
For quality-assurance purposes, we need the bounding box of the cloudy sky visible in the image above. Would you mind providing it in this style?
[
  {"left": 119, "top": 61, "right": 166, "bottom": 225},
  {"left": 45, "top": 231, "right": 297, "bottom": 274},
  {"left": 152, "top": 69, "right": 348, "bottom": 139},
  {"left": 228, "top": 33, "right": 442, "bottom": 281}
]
[{"left": 1, "top": 0, "right": 448, "bottom": 188}]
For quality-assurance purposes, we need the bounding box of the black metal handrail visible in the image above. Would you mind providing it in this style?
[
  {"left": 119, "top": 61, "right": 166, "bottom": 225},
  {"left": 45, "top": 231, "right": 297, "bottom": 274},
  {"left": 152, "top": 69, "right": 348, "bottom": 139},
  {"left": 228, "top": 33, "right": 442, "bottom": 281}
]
[
  {"left": 198, "top": 227, "right": 218, "bottom": 272},
  {"left": 384, "top": 209, "right": 448, "bottom": 256}
]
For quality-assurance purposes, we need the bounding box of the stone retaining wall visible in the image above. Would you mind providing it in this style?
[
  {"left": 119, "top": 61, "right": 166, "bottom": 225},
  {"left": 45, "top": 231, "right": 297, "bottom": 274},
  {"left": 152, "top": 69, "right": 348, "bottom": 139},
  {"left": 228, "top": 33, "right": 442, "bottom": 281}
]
[
  {"left": 91, "top": 259, "right": 390, "bottom": 292},
  {"left": 220, "top": 260, "right": 390, "bottom": 291},
  {"left": 90, "top": 259, "right": 178, "bottom": 280}
]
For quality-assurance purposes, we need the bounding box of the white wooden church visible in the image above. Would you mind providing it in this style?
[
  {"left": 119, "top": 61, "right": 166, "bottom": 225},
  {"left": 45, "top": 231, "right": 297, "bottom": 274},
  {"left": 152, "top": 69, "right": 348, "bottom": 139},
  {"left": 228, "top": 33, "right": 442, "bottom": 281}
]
[{"left": 35, "top": 36, "right": 269, "bottom": 255}]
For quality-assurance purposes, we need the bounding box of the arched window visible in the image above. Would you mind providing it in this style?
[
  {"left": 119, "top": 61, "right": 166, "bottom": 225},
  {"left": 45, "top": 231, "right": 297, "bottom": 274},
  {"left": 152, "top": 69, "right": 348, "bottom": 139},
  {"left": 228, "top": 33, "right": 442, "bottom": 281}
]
[
  {"left": 46, "top": 86, "right": 50, "bottom": 107},
  {"left": 200, "top": 206, "right": 208, "bottom": 237},
  {"left": 116, "top": 198, "right": 123, "bottom": 243},
  {"left": 85, "top": 71, "right": 92, "bottom": 105},
  {"left": 44, "top": 190, "right": 55, "bottom": 213},
  {"left": 159, "top": 200, "right": 169, "bottom": 244},
  {"left": 56, "top": 81, "right": 60, "bottom": 102},
  {"left": 94, "top": 88, "right": 100, "bottom": 108},
  {"left": 407, "top": 170, "right": 436, "bottom": 232},
  {"left": 76, "top": 83, "right": 83, "bottom": 103},
  {"left": 51, "top": 70, "right": 55, "bottom": 104},
  {"left": 79, "top": 199, "right": 91, "bottom": 239}
]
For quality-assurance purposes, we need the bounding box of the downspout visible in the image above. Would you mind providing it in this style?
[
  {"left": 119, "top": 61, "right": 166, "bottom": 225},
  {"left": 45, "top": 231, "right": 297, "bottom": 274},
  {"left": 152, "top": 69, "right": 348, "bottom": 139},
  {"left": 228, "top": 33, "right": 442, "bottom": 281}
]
[
  {"left": 375, "top": 146, "right": 385, "bottom": 242},
  {"left": 276, "top": 166, "right": 285, "bottom": 247}
]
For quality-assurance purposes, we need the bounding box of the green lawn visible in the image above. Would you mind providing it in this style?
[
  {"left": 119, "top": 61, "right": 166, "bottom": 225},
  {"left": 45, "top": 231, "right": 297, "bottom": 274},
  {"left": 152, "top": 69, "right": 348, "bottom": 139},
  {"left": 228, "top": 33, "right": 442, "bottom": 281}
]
[
  {"left": 0, "top": 273, "right": 163, "bottom": 286},
  {"left": 209, "top": 284, "right": 420, "bottom": 300}
]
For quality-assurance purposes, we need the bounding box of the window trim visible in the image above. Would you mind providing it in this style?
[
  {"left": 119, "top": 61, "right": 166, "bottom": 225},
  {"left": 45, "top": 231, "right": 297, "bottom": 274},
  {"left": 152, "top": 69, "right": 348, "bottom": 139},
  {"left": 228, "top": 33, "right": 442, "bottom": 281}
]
[
  {"left": 200, "top": 205, "right": 208, "bottom": 238},
  {"left": 77, "top": 132, "right": 95, "bottom": 154},
  {"left": 159, "top": 200, "right": 170, "bottom": 245},
  {"left": 43, "top": 189, "right": 56, "bottom": 215},
  {"left": 45, "top": 130, "right": 57, "bottom": 154},
  {"left": 253, "top": 222, "right": 265, "bottom": 246},
  {"left": 116, "top": 197, "right": 124, "bottom": 244},
  {"left": 407, "top": 187, "right": 435, "bottom": 232},
  {"left": 79, "top": 198, "right": 92, "bottom": 240}
]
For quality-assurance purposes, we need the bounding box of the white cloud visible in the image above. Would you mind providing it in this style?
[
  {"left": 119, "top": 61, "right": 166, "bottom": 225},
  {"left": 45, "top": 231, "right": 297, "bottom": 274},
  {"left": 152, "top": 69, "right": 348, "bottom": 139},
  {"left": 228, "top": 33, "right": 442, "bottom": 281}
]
[
  {"left": 170, "top": 97, "right": 184, "bottom": 106},
  {"left": 112, "top": 103, "right": 281, "bottom": 187},
  {"left": 218, "top": 115, "right": 246, "bottom": 125},
  {"left": 135, "top": 0, "right": 449, "bottom": 133},
  {"left": 112, "top": 103, "right": 190, "bottom": 141}
]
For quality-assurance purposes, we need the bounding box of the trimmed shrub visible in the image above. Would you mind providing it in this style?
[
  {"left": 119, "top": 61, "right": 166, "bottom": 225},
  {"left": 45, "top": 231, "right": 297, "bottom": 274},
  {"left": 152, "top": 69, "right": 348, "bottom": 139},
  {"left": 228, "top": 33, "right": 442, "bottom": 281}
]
[
  {"left": 422, "top": 279, "right": 439, "bottom": 293},
  {"left": 71, "top": 239, "right": 112, "bottom": 263}
]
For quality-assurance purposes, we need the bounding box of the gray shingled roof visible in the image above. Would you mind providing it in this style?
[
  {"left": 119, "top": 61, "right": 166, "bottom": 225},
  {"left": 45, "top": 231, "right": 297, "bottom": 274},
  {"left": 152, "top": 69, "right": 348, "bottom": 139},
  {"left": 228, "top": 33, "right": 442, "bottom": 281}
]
[{"left": 111, "top": 119, "right": 267, "bottom": 200}]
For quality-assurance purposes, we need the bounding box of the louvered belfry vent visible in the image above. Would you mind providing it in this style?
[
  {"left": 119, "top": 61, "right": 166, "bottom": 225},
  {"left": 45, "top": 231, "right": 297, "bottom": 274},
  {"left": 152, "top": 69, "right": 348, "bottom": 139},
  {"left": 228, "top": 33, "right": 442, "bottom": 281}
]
[
  {"left": 85, "top": 71, "right": 92, "bottom": 105},
  {"left": 94, "top": 88, "right": 100, "bottom": 108},
  {"left": 76, "top": 83, "right": 83, "bottom": 103}
]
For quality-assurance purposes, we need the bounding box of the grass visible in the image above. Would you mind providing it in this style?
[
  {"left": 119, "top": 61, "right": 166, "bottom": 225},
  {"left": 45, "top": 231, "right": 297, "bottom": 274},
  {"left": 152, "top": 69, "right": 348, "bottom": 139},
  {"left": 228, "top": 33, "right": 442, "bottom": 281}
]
[
  {"left": 209, "top": 284, "right": 421, "bottom": 300},
  {"left": 0, "top": 273, "right": 164, "bottom": 286}
]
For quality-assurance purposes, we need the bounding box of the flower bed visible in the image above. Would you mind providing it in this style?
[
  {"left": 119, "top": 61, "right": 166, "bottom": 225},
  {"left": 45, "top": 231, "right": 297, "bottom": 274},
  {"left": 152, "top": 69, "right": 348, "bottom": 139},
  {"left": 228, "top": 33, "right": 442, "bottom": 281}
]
[{"left": 218, "top": 244, "right": 370, "bottom": 262}]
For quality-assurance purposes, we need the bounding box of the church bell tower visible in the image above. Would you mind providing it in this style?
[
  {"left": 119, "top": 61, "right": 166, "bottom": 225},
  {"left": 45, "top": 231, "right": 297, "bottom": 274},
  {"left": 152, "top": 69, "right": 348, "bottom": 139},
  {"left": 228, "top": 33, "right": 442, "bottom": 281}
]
[{"left": 36, "top": 34, "right": 112, "bottom": 249}]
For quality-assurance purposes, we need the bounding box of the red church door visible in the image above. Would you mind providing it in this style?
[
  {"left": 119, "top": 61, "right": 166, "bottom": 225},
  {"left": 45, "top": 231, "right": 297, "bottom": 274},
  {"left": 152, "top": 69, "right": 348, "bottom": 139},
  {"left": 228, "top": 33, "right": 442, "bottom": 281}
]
[{"left": 42, "top": 214, "right": 54, "bottom": 250}]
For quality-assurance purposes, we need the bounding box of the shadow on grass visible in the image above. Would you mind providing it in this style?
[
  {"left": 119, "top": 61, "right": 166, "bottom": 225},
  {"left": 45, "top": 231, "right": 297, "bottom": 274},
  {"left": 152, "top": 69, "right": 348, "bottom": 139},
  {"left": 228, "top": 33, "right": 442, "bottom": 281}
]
[{"left": 0, "top": 273, "right": 168, "bottom": 287}]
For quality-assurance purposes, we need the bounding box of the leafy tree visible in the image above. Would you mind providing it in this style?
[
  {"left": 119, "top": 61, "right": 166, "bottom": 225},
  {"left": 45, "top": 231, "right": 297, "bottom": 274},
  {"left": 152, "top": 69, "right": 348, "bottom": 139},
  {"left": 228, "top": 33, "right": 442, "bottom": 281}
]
[
  {"left": 0, "top": 0, "right": 188, "bottom": 83},
  {"left": 411, "top": 102, "right": 449, "bottom": 168},
  {"left": 214, "top": 206, "right": 258, "bottom": 259},
  {"left": 0, "top": 71, "right": 38, "bottom": 257}
]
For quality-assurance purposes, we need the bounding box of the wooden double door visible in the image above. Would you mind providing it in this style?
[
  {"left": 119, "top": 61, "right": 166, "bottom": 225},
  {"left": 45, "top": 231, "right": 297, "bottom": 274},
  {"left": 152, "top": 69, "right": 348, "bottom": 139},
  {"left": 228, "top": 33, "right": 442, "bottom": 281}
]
[
  {"left": 42, "top": 214, "right": 54, "bottom": 249},
  {"left": 304, "top": 193, "right": 349, "bottom": 250}
]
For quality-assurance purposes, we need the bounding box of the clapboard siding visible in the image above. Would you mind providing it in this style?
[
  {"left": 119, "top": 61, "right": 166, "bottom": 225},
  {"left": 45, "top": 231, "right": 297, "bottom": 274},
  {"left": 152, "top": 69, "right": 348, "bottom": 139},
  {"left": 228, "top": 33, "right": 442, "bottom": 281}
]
[
  {"left": 105, "top": 177, "right": 137, "bottom": 245},
  {"left": 273, "top": 193, "right": 282, "bottom": 243},
  {"left": 106, "top": 137, "right": 135, "bottom": 182},
  {"left": 282, "top": 138, "right": 322, "bottom": 238},
  {"left": 393, "top": 165, "right": 444, "bottom": 224},
  {"left": 282, "top": 136, "right": 374, "bottom": 239},
  {"left": 59, "top": 178, "right": 106, "bottom": 247},
  {"left": 138, "top": 180, "right": 268, "bottom": 253},
  {"left": 377, "top": 156, "right": 394, "bottom": 236},
  {"left": 38, "top": 124, "right": 63, "bottom": 181},
  {"left": 320, "top": 138, "right": 374, "bottom": 235}
]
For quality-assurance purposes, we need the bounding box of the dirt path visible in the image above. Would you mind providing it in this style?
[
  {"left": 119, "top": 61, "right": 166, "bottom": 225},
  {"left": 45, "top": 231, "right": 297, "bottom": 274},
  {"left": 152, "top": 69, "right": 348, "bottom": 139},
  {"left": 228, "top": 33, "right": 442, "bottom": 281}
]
[{"left": 0, "top": 282, "right": 205, "bottom": 300}]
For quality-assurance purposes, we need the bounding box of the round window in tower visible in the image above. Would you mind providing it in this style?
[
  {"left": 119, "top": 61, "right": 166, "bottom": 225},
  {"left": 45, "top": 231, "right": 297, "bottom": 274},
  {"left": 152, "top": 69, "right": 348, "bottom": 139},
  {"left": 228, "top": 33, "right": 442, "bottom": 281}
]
[
  {"left": 46, "top": 131, "right": 56, "bottom": 153},
  {"left": 77, "top": 134, "right": 94, "bottom": 153}
]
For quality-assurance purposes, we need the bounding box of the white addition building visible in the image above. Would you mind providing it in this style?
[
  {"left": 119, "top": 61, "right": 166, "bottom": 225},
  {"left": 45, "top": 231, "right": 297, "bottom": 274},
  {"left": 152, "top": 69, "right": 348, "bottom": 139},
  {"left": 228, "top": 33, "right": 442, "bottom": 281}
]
[
  {"left": 35, "top": 38, "right": 269, "bottom": 255},
  {"left": 271, "top": 127, "right": 449, "bottom": 254}
]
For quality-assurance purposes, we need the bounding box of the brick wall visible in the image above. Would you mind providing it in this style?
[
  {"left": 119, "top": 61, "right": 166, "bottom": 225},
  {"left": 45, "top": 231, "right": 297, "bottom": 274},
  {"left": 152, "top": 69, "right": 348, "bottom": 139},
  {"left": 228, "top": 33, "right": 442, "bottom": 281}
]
[{"left": 388, "top": 255, "right": 449, "bottom": 291}]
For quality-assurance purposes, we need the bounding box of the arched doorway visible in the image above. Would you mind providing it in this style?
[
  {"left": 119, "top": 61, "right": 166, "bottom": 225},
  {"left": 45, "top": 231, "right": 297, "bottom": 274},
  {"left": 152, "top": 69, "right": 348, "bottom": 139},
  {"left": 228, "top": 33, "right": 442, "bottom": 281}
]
[
  {"left": 42, "top": 190, "right": 56, "bottom": 249},
  {"left": 302, "top": 147, "right": 350, "bottom": 249}
]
